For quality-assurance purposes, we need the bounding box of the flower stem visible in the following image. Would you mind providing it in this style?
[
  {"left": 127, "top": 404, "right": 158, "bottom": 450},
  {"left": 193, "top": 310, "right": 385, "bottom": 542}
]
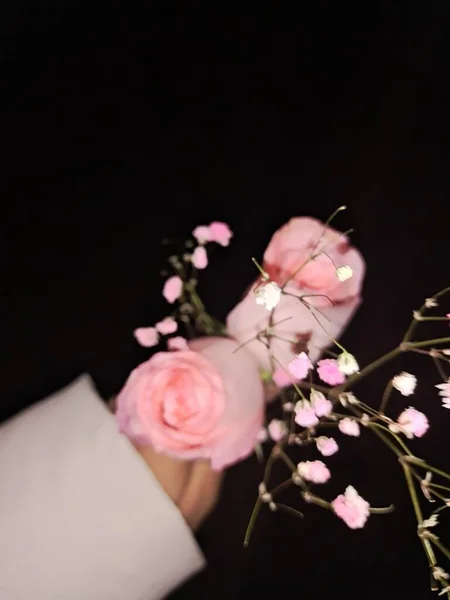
[
  {"left": 402, "top": 463, "right": 437, "bottom": 568},
  {"left": 342, "top": 347, "right": 401, "bottom": 390},
  {"left": 379, "top": 381, "right": 393, "bottom": 414},
  {"left": 405, "top": 337, "right": 450, "bottom": 350},
  {"left": 429, "top": 537, "right": 450, "bottom": 562},
  {"left": 243, "top": 448, "right": 278, "bottom": 547}
]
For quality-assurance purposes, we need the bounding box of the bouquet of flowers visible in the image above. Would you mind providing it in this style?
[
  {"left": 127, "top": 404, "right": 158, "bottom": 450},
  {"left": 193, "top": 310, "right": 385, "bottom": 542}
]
[{"left": 116, "top": 208, "right": 450, "bottom": 597}]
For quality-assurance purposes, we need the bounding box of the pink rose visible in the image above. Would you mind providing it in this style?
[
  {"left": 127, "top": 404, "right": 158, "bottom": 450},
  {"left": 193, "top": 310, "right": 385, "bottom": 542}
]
[
  {"left": 226, "top": 217, "right": 365, "bottom": 371},
  {"left": 263, "top": 217, "right": 363, "bottom": 302},
  {"left": 116, "top": 337, "right": 264, "bottom": 471},
  {"left": 167, "top": 336, "right": 189, "bottom": 351}
]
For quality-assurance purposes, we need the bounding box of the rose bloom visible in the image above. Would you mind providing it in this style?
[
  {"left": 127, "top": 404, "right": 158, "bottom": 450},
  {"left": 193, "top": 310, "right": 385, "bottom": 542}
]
[
  {"left": 116, "top": 337, "right": 264, "bottom": 471},
  {"left": 227, "top": 217, "right": 365, "bottom": 370}
]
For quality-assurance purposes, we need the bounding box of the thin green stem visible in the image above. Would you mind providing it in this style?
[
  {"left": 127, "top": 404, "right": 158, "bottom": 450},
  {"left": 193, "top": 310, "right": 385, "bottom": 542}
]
[
  {"left": 402, "top": 464, "right": 437, "bottom": 568},
  {"left": 407, "top": 338, "right": 450, "bottom": 350},
  {"left": 429, "top": 537, "right": 450, "bottom": 562},
  {"left": 342, "top": 347, "right": 401, "bottom": 390},
  {"left": 379, "top": 381, "right": 393, "bottom": 414},
  {"left": 420, "top": 463, "right": 450, "bottom": 483},
  {"left": 275, "top": 503, "right": 305, "bottom": 520},
  {"left": 243, "top": 448, "right": 278, "bottom": 547}
]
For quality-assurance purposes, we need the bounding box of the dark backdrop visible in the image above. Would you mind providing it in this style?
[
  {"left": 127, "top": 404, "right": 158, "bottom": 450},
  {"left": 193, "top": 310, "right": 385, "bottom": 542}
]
[{"left": 1, "top": 3, "right": 450, "bottom": 599}]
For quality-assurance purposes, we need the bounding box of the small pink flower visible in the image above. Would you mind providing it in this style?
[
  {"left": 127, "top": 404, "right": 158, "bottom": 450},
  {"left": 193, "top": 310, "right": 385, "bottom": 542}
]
[
  {"left": 297, "top": 460, "right": 331, "bottom": 483},
  {"left": 294, "top": 400, "right": 319, "bottom": 428},
  {"left": 155, "top": 317, "right": 178, "bottom": 335},
  {"left": 134, "top": 327, "right": 159, "bottom": 348},
  {"left": 272, "top": 367, "right": 292, "bottom": 388},
  {"left": 310, "top": 389, "right": 333, "bottom": 417},
  {"left": 192, "top": 225, "right": 212, "bottom": 243},
  {"left": 268, "top": 418, "right": 288, "bottom": 442},
  {"left": 332, "top": 485, "right": 370, "bottom": 529},
  {"left": 288, "top": 352, "right": 313, "bottom": 380},
  {"left": 317, "top": 359, "right": 346, "bottom": 386},
  {"left": 209, "top": 221, "right": 233, "bottom": 246},
  {"left": 338, "top": 418, "right": 360, "bottom": 437},
  {"left": 163, "top": 276, "right": 183, "bottom": 303},
  {"left": 396, "top": 407, "right": 429, "bottom": 439},
  {"left": 192, "top": 246, "right": 208, "bottom": 269},
  {"left": 316, "top": 436, "right": 339, "bottom": 456},
  {"left": 256, "top": 428, "right": 268, "bottom": 443},
  {"left": 167, "top": 336, "right": 189, "bottom": 351}
]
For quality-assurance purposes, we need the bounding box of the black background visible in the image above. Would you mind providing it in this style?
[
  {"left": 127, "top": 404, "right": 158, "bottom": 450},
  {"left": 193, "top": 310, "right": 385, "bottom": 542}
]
[{"left": 1, "top": 2, "right": 450, "bottom": 599}]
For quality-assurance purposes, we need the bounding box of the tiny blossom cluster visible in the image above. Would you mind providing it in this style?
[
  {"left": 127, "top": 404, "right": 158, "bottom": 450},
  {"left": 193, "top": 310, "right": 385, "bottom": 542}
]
[
  {"left": 392, "top": 407, "right": 429, "bottom": 439},
  {"left": 288, "top": 352, "right": 313, "bottom": 380},
  {"left": 268, "top": 418, "right": 288, "bottom": 442},
  {"left": 335, "top": 264, "right": 353, "bottom": 282},
  {"left": 134, "top": 317, "right": 185, "bottom": 350},
  {"left": 332, "top": 485, "right": 370, "bottom": 529},
  {"left": 297, "top": 460, "right": 331, "bottom": 483},
  {"left": 392, "top": 372, "right": 417, "bottom": 396},
  {"left": 436, "top": 378, "right": 450, "bottom": 409},
  {"left": 255, "top": 281, "right": 282, "bottom": 311},
  {"left": 338, "top": 418, "right": 360, "bottom": 437},
  {"left": 294, "top": 389, "right": 333, "bottom": 428}
]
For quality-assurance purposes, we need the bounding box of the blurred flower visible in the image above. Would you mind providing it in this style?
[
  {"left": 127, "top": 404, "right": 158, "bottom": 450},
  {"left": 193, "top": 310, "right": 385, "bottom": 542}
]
[
  {"left": 392, "top": 372, "right": 417, "bottom": 396},
  {"left": 192, "top": 225, "right": 212, "bottom": 244},
  {"left": 332, "top": 486, "right": 370, "bottom": 529},
  {"left": 155, "top": 317, "right": 178, "bottom": 335},
  {"left": 297, "top": 460, "right": 331, "bottom": 483},
  {"left": 209, "top": 221, "right": 233, "bottom": 246},
  {"left": 335, "top": 265, "right": 353, "bottom": 282},
  {"left": 337, "top": 352, "right": 359, "bottom": 376},
  {"left": 272, "top": 367, "right": 292, "bottom": 387},
  {"left": 395, "top": 407, "right": 429, "bottom": 439},
  {"left": 192, "top": 245, "right": 208, "bottom": 269},
  {"left": 255, "top": 281, "right": 282, "bottom": 311},
  {"left": 288, "top": 352, "right": 313, "bottom": 380},
  {"left": 134, "top": 327, "right": 159, "bottom": 348},
  {"left": 436, "top": 379, "right": 450, "bottom": 401},
  {"left": 163, "top": 275, "right": 183, "bottom": 303},
  {"left": 338, "top": 418, "right": 360, "bottom": 437},
  {"left": 317, "top": 359, "right": 346, "bottom": 386},
  {"left": 268, "top": 418, "right": 288, "bottom": 442},
  {"left": 310, "top": 389, "right": 332, "bottom": 417},
  {"left": 294, "top": 400, "right": 319, "bottom": 428},
  {"left": 316, "top": 436, "right": 339, "bottom": 456}
]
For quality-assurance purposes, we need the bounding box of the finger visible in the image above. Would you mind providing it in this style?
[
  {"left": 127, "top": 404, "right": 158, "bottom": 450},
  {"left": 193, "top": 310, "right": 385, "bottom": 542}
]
[
  {"left": 134, "top": 444, "right": 193, "bottom": 506},
  {"left": 178, "top": 459, "right": 224, "bottom": 531}
]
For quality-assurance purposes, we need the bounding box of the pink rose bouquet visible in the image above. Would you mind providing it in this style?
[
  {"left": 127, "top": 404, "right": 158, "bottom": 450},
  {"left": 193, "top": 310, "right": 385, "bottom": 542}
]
[{"left": 116, "top": 211, "right": 450, "bottom": 597}]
